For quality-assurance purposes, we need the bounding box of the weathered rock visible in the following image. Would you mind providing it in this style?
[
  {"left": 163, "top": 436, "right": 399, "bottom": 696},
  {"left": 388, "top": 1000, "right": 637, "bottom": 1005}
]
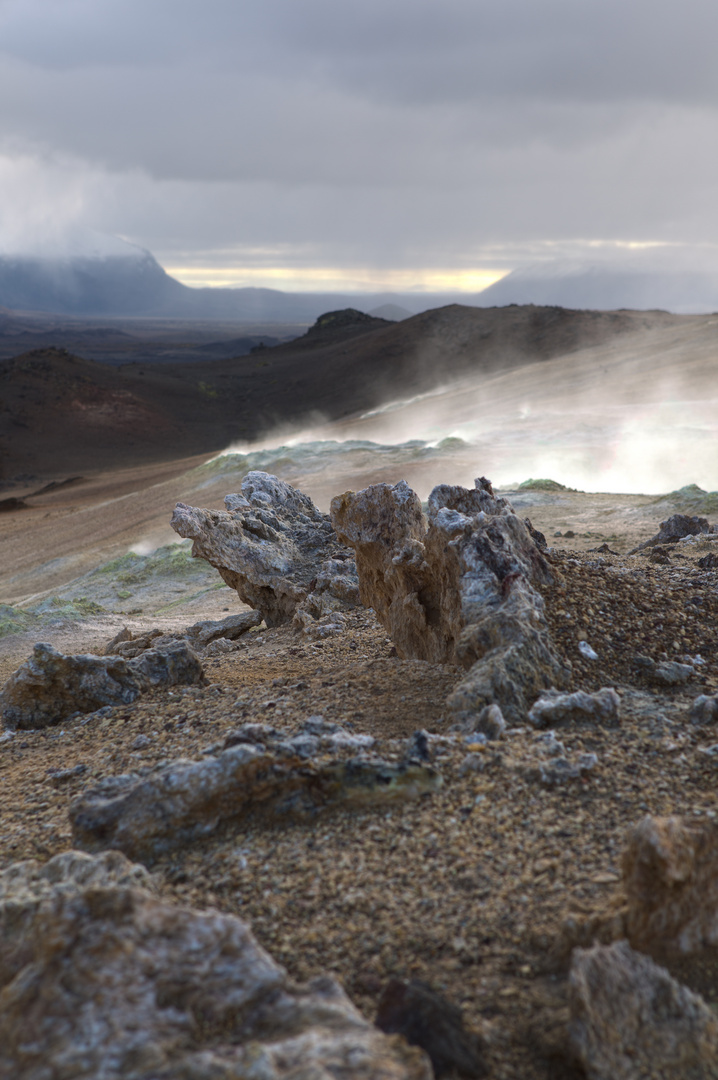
[
  {"left": 331, "top": 478, "right": 569, "bottom": 723},
  {"left": 186, "top": 609, "right": 262, "bottom": 644},
  {"left": 630, "top": 513, "right": 712, "bottom": 553},
  {"left": 698, "top": 552, "right": 718, "bottom": 569},
  {"left": 528, "top": 687, "right": 620, "bottom": 728},
  {"left": 622, "top": 815, "right": 718, "bottom": 956},
  {"left": 376, "top": 978, "right": 487, "bottom": 1078},
  {"left": 0, "top": 849, "right": 431, "bottom": 1080},
  {"left": 635, "top": 655, "right": 695, "bottom": 686},
  {"left": 520, "top": 731, "right": 599, "bottom": 786},
  {"left": 569, "top": 940, "right": 718, "bottom": 1080},
  {"left": 105, "top": 626, "right": 166, "bottom": 657},
  {"left": 70, "top": 742, "right": 441, "bottom": 861},
  {"left": 170, "top": 471, "right": 359, "bottom": 627},
  {"left": 691, "top": 694, "right": 718, "bottom": 724},
  {"left": 1, "top": 641, "right": 205, "bottom": 730},
  {"left": 1, "top": 643, "right": 143, "bottom": 730}
]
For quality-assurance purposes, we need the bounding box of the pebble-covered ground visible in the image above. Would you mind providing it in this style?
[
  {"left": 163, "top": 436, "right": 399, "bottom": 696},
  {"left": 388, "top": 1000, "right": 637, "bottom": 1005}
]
[{"left": 2, "top": 533, "right": 718, "bottom": 1079}]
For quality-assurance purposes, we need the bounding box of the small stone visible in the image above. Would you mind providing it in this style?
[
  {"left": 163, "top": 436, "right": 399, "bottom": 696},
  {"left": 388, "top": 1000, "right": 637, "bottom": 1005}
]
[
  {"left": 529, "top": 687, "right": 620, "bottom": 728},
  {"left": 691, "top": 695, "right": 718, "bottom": 724},
  {"left": 577, "top": 641, "right": 599, "bottom": 660}
]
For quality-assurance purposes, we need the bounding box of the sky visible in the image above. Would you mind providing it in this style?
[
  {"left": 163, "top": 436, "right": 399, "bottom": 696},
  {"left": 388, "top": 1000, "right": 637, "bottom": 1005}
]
[{"left": 1, "top": 0, "right": 718, "bottom": 292}]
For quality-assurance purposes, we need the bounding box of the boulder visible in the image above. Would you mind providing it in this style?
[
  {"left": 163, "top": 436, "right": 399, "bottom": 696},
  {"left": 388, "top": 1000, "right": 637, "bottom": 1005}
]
[
  {"left": 630, "top": 513, "right": 712, "bottom": 553},
  {"left": 70, "top": 740, "right": 441, "bottom": 862},
  {"left": 1, "top": 640, "right": 204, "bottom": 731},
  {"left": 622, "top": 815, "right": 718, "bottom": 956},
  {"left": 0, "top": 849, "right": 431, "bottom": 1080},
  {"left": 171, "top": 471, "right": 359, "bottom": 628},
  {"left": 331, "top": 478, "right": 568, "bottom": 723},
  {"left": 569, "top": 940, "right": 718, "bottom": 1080},
  {"left": 528, "top": 687, "right": 620, "bottom": 728}
]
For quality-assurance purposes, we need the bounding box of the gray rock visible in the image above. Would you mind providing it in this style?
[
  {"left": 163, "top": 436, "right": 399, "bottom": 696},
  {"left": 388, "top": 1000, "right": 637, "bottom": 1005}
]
[
  {"left": 70, "top": 745, "right": 442, "bottom": 862},
  {"left": 569, "top": 940, "right": 718, "bottom": 1080},
  {"left": 691, "top": 695, "right": 718, "bottom": 724},
  {"left": 331, "top": 478, "right": 569, "bottom": 724},
  {"left": 171, "top": 471, "right": 360, "bottom": 628},
  {"left": 187, "top": 609, "right": 262, "bottom": 645},
  {"left": 1, "top": 641, "right": 205, "bottom": 731},
  {"left": 1, "top": 643, "right": 143, "bottom": 730},
  {"left": 529, "top": 687, "right": 620, "bottom": 728},
  {"left": 653, "top": 660, "right": 695, "bottom": 686},
  {"left": 630, "top": 513, "right": 713, "bottom": 553},
  {"left": 0, "top": 850, "right": 431, "bottom": 1080}
]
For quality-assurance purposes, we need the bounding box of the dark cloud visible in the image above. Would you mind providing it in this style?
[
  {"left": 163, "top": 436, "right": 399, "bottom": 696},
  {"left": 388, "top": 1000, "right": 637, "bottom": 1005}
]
[{"left": 0, "top": 0, "right": 717, "bottom": 279}]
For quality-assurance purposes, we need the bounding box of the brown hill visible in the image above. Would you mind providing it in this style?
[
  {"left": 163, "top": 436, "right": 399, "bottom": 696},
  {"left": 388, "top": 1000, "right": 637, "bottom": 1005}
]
[{"left": 0, "top": 304, "right": 686, "bottom": 486}]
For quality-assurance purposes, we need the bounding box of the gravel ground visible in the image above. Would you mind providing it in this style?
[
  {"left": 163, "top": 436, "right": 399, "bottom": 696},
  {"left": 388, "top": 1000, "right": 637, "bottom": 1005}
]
[{"left": 2, "top": 539, "right": 718, "bottom": 1079}]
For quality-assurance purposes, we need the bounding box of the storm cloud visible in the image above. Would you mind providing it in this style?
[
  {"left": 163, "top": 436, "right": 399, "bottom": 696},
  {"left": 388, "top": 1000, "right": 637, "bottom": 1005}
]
[{"left": 1, "top": 0, "right": 717, "bottom": 285}]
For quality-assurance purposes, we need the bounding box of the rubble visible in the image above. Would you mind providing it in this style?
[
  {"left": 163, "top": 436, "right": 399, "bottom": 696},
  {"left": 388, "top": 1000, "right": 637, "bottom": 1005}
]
[
  {"left": 1, "top": 640, "right": 204, "bottom": 730},
  {"left": 569, "top": 940, "right": 718, "bottom": 1080},
  {"left": 170, "top": 471, "right": 360, "bottom": 627},
  {"left": 528, "top": 687, "right": 620, "bottom": 728},
  {"left": 0, "top": 849, "right": 430, "bottom": 1080},
  {"left": 331, "top": 477, "right": 569, "bottom": 723},
  {"left": 70, "top": 737, "right": 441, "bottom": 861}
]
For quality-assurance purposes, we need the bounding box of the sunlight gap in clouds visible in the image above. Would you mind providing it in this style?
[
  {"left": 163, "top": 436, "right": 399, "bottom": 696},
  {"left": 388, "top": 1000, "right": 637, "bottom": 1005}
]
[{"left": 164, "top": 264, "right": 509, "bottom": 293}]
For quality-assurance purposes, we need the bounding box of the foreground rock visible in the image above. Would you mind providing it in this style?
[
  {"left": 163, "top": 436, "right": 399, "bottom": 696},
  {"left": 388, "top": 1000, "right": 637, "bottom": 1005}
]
[
  {"left": 70, "top": 735, "right": 441, "bottom": 861},
  {"left": 0, "top": 849, "right": 430, "bottom": 1080},
  {"left": 1, "top": 640, "right": 204, "bottom": 730},
  {"left": 171, "top": 471, "right": 360, "bottom": 627},
  {"left": 623, "top": 814, "right": 718, "bottom": 956},
  {"left": 528, "top": 687, "right": 620, "bottom": 728},
  {"left": 331, "top": 478, "right": 568, "bottom": 723},
  {"left": 569, "top": 940, "right": 718, "bottom": 1080}
]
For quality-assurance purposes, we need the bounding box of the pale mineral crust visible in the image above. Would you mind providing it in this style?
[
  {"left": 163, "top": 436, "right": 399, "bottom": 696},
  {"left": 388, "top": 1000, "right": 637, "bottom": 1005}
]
[
  {"left": 1, "top": 640, "right": 204, "bottom": 730},
  {"left": 170, "top": 470, "right": 360, "bottom": 627},
  {"left": 331, "top": 478, "right": 568, "bottom": 723},
  {"left": 568, "top": 940, "right": 718, "bottom": 1080},
  {"left": 0, "top": 849, "right": 431, "bottom": 1080},
  {"left": 69, "top": 739, "right": 441, "bottom": 861},
  {"left": 622, "top": 814, "right": 718, "bottom": 955}
]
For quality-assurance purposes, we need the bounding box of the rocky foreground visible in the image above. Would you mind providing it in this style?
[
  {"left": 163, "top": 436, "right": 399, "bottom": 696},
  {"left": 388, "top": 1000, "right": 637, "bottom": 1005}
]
[{"left": 2, "top": 472, "right": 718, "bottom": 1079}]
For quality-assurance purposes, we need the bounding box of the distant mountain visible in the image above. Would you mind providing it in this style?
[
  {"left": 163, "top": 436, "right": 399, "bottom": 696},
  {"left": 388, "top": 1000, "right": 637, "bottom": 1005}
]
[
  {"left": 0, "top": 231, "right": 475, "bottom": 321},
  {"left": 477, "top": 260, "right": 718, "bottom": 314}
]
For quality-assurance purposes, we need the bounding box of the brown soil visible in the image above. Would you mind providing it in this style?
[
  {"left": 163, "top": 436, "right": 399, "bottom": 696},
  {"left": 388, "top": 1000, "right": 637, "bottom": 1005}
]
[{"left": 2, "top": 535, "right": 718, "bottom": 1079}]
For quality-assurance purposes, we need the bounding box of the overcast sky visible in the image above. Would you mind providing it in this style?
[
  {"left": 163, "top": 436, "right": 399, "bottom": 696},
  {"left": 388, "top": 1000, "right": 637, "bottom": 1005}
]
[{"left": 1, "top": 0, "right": 717, "bottom": 291}]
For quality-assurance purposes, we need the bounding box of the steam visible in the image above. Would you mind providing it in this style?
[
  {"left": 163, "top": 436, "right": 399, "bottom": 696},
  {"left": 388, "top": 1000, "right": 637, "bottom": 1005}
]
[{"left": 214, "top": 322, "right": 718, "bottom": 501}]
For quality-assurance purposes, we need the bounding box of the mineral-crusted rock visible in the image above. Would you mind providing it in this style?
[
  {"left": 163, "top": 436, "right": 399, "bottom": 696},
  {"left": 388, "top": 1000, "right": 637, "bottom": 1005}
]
[
  {"left": 528, "top": 687, "right": 620, "bottom": 728},
  {"left": 1, "top": 643, "right": 144, "bottom": 730},
  {"left": 1, "top": 641, "right": 205, "bottom": 730},
  {"left": 622, "top": 815, "right": 718, "bottom": 955},
  {"left": 0, "top": 850, "right": 431, "bottom": 1080},
  {"left": 170, "top": 471, "right": 359, "bottom": 627},
  {"left": 691, "top": 694, "right": 718, "bottom": 724},
  {"left": 376, "top": 978, "right": 488, "bottom": 1078},
  {"left": 630, "top": 513, "right": 712, "bottom": 553},
  {"left": 70, "top": 742, "right": 441, "bottom": 861},
  {"left": 105, "top": 626, "right": 165, "bottom": 657},
  {"left": 331, "top": 478, "right": 568, "bottom": 723},
  {"left": 635, "top": 655, "right": 695, "bottom": 686},
  {"left": 466, "top": 703, "right": 506, "bottom": 740},
  {"left": 568, "top": 940, "right": 718, "bottom": 1080}
]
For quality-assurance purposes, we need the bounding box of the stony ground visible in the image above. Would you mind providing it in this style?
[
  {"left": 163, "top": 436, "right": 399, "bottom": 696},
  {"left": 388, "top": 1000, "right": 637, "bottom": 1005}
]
[{"left": 2, "top": 519, "right": 718, "bottom": 1078}]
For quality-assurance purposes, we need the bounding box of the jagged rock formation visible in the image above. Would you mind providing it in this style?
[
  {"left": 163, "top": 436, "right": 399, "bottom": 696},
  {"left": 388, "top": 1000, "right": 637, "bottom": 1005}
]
[
  {"left": 69, "top": 734, "right": 441, "bottom": 862},
  {"left": 331, "top": 478, "right": 569, "bottom": 723},
  {"left": 105, "top": 611, "right": 263, "bottom": 658},
  {"left": 0, "top": 849, "right": 431, "bottom": 1080},
  {"left": 569, "top": 940, "right": 718, "bottom": 1080},
  {"left": 622, "top": 814, "right": 718, "bottom": 956},
  {"left": 0, "top": 640, "right": 204, "bottom": 730},
  {"left": 171, "top": 471, "right": 360, "bottom": 628}
]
